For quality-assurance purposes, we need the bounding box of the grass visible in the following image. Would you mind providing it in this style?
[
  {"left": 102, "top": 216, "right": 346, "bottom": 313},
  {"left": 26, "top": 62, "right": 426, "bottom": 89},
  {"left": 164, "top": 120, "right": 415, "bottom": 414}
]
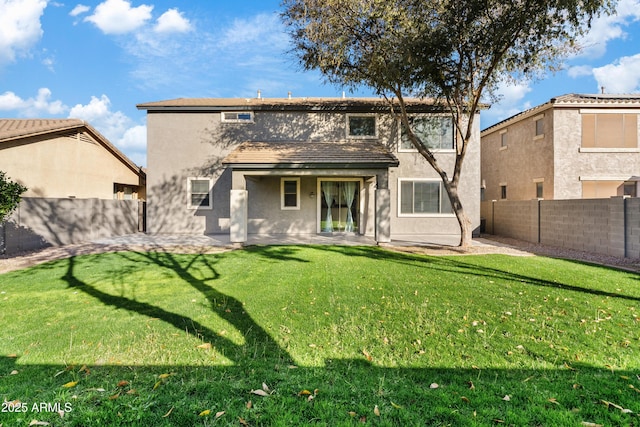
[{"left": 0, "top": 245, "right": 639, "bottom": 426}]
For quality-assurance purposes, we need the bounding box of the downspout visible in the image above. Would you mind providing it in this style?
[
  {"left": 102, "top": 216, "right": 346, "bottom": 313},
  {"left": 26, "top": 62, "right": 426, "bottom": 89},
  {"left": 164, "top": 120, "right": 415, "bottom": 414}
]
[{"left": 624, "top": 196, "right": 628, "bottom": 258}]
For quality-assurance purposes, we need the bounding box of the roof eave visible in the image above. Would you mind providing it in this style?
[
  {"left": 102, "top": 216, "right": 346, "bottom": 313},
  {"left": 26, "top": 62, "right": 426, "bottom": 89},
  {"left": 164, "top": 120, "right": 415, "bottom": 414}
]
[{"left": 223, "top": 162, "right": 399, "bottom": 169}]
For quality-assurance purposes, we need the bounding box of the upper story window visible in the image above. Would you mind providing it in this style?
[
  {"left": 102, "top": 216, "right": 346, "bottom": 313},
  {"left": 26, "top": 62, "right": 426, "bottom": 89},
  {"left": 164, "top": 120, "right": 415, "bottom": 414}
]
[
  {"left": 347, "top": 114, "right": 376, "bottom": 138},
  {"left": 500, "top": 130, "right": 508, "bottom": 148},
  {"left": 534, "top": 115, "right": 544, "bottom": 138},
  {"left": 581, "top": 113, "right": 638, "bottom": 148},
  {"left": 399, "top": 116, "right": 454, "bottom": 151},
  {"left": 221, "top": 111, "right": 254, "bottom": 123}
]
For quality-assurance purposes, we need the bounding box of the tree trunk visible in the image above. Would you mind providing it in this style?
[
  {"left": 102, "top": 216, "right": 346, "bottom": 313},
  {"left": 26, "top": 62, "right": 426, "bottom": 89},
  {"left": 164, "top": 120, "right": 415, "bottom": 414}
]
[
  {"left": 457, "top": 208, "right": 473, "bottom": 249},
  {"left": 444, "top": 183, "right": 473, "bottom": 249}
]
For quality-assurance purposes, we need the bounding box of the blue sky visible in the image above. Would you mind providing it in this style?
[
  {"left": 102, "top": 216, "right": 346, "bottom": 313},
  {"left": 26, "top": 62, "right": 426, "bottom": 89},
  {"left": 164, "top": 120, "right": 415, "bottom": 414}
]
[{"left": 2, "top": 0, "right": 640, "bottom": 167}]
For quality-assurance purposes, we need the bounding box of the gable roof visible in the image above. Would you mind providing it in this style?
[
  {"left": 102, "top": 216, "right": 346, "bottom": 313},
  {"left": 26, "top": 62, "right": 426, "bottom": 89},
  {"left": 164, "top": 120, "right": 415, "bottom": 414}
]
[
  {"left": 0, "top": 118, "right": 143, "bottom": 176},
  {"left": 223, "top": 141, "right": 399, "bottom": 169},
  {"left": 482, "top": 93, "right": 640, "bottom": 136}
]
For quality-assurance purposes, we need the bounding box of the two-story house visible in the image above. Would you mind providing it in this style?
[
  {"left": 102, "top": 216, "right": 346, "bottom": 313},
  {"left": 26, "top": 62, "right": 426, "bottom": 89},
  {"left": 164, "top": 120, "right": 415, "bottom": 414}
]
[
  {"left": 137, "top": 97, "right": 480, "bottom": 244},
  {"left": 481, "top": 94, "right": 640, "bottom": 201}
]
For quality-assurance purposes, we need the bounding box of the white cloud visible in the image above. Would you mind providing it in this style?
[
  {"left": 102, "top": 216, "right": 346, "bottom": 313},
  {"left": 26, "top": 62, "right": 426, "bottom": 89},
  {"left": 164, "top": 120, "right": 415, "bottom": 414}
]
[
  {"left": 567, "top": 65, "right": 593, "bottom": 78},
  {"left": 70, "top": 4, "right": 90, "bottom": 17},
  {"left": 154, "top": 8, "right": 191, "bottom": 34},
  {"left": 576, "top": 0, "right": 640, "bottom": 58},
  {"left": 592, "top": 54, "right": 640, "bottom": 93},
  {"left": 69, "top": 95, "right": 146, "bottom": 164},
  {"left": 118, "top": 124, "right": 146, "bottom": 150},
  {"left": 220, "top": 13, "right": 287, "bottom": 49},
  {"left": 84, "top": 0, "right": 153, "bottom": 35},
  {"left": 0, "top": 88, "right": 67, "bottom": 115},
  {"left": 481, "top": 81, "right": 533, "bottom": 128},
  {"left": 0, "top": 0, "right": 47, "bottom": 66}
]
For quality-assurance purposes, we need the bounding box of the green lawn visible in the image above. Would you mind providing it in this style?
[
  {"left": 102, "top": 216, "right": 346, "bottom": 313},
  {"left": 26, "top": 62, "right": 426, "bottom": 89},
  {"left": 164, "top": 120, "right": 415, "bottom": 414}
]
[{"left": 0, "top": 246, "right": 639, "bottom": 426}]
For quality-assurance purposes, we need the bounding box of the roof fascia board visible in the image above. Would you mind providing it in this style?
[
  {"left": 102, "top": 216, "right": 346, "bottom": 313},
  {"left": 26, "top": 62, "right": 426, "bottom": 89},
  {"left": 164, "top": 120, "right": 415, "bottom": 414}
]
[{"left": 225, "top": 162, "right": 398, "bottom": 170}]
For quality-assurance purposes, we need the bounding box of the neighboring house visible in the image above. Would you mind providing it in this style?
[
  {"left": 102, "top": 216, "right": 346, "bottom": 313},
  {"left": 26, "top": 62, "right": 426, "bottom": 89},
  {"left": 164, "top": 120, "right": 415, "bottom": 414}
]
[
  {"left": 0, "top": 118, "right": 145, "bottom": 200},
  {"left": 137, "top": 97, "right": 480, "bottom": 243},
  {"left": 481, "top": 94, "right": 640, "bottom": 201}
]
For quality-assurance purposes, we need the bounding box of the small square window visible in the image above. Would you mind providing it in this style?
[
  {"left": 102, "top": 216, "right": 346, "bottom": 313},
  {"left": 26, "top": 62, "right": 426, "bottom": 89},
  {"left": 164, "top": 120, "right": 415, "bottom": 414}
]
[
  {"left": 536, "top": 182, "right": 543, "bottom": 198},
  {"left": 188, "top": 178, "right": 212, "bottom": 209},
  {"left": 221, "top": 111, "right": 254, "bottom": 123},
  {"left": 281, "top": 178, "right": 300, "bottom": 210},
  {"left": 347, "top": 115, "right": 376, "bottom": 138},
  {"left": 500, "top": 185, "right": 507, "bottom": 200}
]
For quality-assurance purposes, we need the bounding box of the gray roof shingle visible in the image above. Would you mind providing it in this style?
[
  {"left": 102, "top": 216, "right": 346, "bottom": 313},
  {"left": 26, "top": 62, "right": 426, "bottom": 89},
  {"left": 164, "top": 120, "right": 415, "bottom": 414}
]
[{"left": 223, "top": 141, "right": 399, "bottom": 169}]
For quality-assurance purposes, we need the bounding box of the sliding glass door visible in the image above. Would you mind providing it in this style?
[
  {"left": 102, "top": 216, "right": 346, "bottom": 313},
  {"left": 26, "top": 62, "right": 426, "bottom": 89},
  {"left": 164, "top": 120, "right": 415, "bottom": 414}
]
[{"left": 319, "top": 179, "right": 361, "bottom": 233}]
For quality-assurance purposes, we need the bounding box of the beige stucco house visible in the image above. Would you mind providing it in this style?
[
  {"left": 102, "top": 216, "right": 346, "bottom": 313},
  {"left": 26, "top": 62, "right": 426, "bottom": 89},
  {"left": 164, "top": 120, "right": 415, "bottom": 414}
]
[
  {"left": 481, "top": 94, "right": 640, "bottom": 201},
  {"left": 0, "top": 119, "right": 145, "bottom": 200},
  {"left": 138, "top": 97, "right": 480, "bottom": 244}
]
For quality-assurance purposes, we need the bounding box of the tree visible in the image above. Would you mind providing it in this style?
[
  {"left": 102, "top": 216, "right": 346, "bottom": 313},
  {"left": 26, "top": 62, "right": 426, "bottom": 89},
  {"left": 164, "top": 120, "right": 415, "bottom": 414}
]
[
  {"left": 0, "top": 171, "right": 27, "bottom": 224},
  {"left": 281, "top": 0, "right": 612, "bottom": 247}
]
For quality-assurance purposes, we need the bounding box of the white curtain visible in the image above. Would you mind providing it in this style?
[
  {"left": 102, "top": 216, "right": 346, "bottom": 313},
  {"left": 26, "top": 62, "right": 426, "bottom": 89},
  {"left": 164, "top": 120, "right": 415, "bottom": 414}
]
[
  {"left": 342, "top": 181, "right": 356, "bottom": 232},
  {"left": 322, "top": 181, "right": 335, "bottom": 232}
]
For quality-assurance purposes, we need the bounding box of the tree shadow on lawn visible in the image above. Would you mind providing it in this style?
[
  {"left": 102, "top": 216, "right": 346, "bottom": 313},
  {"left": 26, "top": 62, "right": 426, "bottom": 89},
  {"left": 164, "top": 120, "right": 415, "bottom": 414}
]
[
  {"left": 2, "top": 246, "right": 640, "bottom": 425},
  {"left": 1, "top": 354, "right": 639, "bottom": 426},
  {"left": 61, "top": 251, "right": 288, "bottom": 366},
  {"left": 314, "top": 245, "right": 640, "bottom": 303}
]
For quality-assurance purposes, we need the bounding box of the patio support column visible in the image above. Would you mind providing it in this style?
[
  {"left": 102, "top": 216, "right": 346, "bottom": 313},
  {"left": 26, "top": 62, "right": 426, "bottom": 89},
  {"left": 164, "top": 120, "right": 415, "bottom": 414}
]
[
  {"left": 230, "top": 171, "right": 247, "bottom": 243},
  {"left": 375, "top": 171, "right": 391, "bottom": 243}
]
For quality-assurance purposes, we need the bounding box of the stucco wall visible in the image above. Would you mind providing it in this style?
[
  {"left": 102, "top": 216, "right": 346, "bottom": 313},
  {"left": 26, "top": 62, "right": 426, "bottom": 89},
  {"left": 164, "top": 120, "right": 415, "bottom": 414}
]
[
  {"left": 481, "top": 108, "right": 554, "bottom": 201},
  {"left": 552, "top": 109, "right": 640, "bottom": 199},
  {"left": 0, "top": 132, "right": 141, "bottom": 199},
  {"left": 390, "top": 114, "right": 480, "bottom": 237},
  {"left": 1, "top": 198, "right": 140, "bottom": 255},
  {"left": 146, "top": 107, "right": 480, "bottom": 238},
  {"left": 481, "top": 106, "right": 640, "bottom": 202}
]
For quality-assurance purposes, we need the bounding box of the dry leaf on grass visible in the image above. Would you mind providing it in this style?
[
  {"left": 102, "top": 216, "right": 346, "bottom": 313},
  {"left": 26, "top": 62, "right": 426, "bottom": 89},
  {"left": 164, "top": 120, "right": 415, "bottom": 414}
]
[
  {"left": 250, "top": 389, "right": 270, "bottom": 397},
  {"left": 199, "top": 409, "right": 210, "bottom": 416},
  {"left": 62, "top": 381, "right": 78, "bottom": 388},
  {"left": 162, "top": 406, "right": 174, "bottom": 418},
  {"left": 374, "top": 405, "right": 380, "bottom": 416}
]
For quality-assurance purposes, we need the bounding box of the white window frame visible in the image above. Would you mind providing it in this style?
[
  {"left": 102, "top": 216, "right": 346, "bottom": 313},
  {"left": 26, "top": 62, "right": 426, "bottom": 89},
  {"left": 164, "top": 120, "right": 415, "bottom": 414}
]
[
  {"left": 398, "top": 115, "right": 456, "bottom": 153},
  {"left": 281, "top": 177, "right": 300, "bottom": 210},
  {"left": 221, "top": 111, "right": 254, "bottom": 123},
  {"left": 187, "top": 177, "right": 213, "bottom": 210},
  {"left": 397, "top": 178, "right": 455, "bottom": 217},
  {"left": 346, "top": 114, "right": 377, "bottom": 139}
]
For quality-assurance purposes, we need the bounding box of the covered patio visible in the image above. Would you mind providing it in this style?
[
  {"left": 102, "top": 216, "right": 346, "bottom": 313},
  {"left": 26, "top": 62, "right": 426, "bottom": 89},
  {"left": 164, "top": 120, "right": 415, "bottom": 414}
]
[{"left": 222, "top": 140, "right": 399, "bottom": 244}]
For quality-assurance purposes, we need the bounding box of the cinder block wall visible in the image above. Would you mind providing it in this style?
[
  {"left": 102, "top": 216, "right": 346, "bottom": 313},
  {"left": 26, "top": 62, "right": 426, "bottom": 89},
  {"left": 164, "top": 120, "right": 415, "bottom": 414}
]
[
  {"left": 626, "top": 198, "right": 640, "bottom": 258},
  {"left": 1, "top": 198, "right": 140, "bottom": 255},
  {"left": 493, "top": 200, "right": 538, "bottom": 243},
  {"left": 484, "top": 197, "right": 637, "bottom": 258},
  {"left": 540, "top": 199, "right": 623, "bottom": 257}
]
